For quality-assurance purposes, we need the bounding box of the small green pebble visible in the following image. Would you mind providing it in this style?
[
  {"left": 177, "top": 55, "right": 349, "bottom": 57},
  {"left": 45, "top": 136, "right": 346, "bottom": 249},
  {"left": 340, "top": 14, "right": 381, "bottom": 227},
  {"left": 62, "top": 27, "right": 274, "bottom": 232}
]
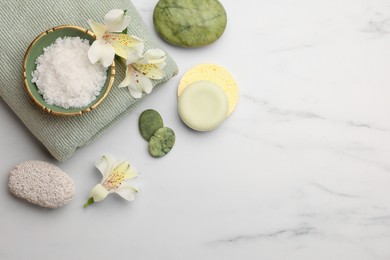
[
  {"left": 139, "top": 109, "right": 164, "bottom": 141},
  {"left": 148, "top": 127, "right": 176, "bottom": 158}
]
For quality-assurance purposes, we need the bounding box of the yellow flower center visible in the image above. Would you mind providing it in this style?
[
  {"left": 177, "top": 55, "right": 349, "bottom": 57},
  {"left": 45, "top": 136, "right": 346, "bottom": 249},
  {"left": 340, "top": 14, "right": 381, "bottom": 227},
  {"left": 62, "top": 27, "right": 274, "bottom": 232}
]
[{"left": 102, "top": 161, "right": 129, "bottom": 190}]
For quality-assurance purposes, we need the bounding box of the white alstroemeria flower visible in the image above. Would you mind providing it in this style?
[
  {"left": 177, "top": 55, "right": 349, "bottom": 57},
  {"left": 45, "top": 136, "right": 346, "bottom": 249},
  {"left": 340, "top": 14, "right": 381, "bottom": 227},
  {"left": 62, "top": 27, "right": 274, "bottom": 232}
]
[
  {"left": 84, "top": 155, "right": 138, "bottom": 208},
  {"left": 104, "top": 9, "right": 131, "bottom": 33},
  {"left": 87, "top": 9, "right": 144, "bottom": 67},
  {"left": 118, "top": 48, "right": 167, "bottom": 98}
]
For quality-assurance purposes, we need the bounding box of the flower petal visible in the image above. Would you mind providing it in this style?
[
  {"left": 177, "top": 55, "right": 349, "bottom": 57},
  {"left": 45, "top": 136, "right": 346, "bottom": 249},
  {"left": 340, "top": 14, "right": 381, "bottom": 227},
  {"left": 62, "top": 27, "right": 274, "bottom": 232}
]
[
  {"left": 88, "top": 19, "right": 107, "bottom": 39},
  {"left": 90, "top": 184, "right": 109, "bottom": 202},
  {"left": 105, "top": 34, "right": 143, "bottom": 59},
  {"left": 143, "top": 49, "right": 166, "bottom": 64},
  {"left": 125, "top": 42, "right": 144, "bottom": 64},
  {"left": 114, "top": 160, "right": 131, "bottom": 175},
  {"left": 129, "top": 86, "right": 143, "bottom": 99},
  {"left": 118, "top": 65, "right": 132, "bottom": 88},
  {"left": 88, "top": 39, "right": 115, "bottom": 67},
  {"left": 88, "top": 40, "right": 103, "bottom": 64},
  {"left": 111, "top": 183, "right": 137, "bottom": 201},
  {"left": 110, "top": 42, "right": 128, "bottom": 59},
  {"left": 159, "top": 62, "right": 167, "bottom": 70},
  {"left": 100, "top": 44, "right": 115, "bottom": 67},
  {"left": 95, "top": 155, "right": 116, "bottom": 179},
  {"left": 104, "top": 9, "right": 130, "bottom": 32},
  {"left": 138, "top": 72, "right": 154, "bottom": 94},
  {"left": 105, "top": 34, "right": 143, "bottom": 48},
  {"left": 104, "top": 9, "right": 124, "bottom": 25},
  {"left": 142, "top": 80, "right": 154, "bottom": 94},
  {"left": 124, "top": 165, "right": 138, "bottom": 180},
  {"left": 133, "top": 63, "right": 166, "bottom": 80},
  {"left": 127, "top": 69, "right": 154, "bottom": 97},
  {"left": 102, "top": 160, "right": 131, "bottom": 190},
  {"left": 126, "top": 67, "right": 143, "bottom": 98}
]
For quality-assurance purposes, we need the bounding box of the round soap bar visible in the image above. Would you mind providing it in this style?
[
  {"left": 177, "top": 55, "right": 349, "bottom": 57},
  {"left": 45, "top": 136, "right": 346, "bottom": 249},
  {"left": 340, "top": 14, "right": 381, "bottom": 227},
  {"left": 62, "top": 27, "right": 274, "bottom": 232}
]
[
  {"left": 153, "top": 0, "right": 227, "bottom": 47},
  {"left": 178, "top": 64, "right": 238, "bottom": 115},
  {"left": 178, "top": 80, "right": 228, "bottom": 131}
]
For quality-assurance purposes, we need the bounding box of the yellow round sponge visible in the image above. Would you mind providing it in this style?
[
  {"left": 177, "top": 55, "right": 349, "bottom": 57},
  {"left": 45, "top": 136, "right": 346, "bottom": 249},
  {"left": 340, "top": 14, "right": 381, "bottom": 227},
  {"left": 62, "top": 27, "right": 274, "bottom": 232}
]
[{"left": 178, "top": 64, "right": 238, "bottom": 116}]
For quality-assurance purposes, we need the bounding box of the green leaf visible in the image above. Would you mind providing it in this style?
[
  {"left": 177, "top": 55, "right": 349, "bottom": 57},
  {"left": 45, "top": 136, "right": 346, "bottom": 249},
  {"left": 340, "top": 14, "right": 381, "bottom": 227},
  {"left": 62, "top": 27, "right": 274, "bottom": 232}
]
[{"left": 83, "top": 197, "right": 95, "bottom": 208}]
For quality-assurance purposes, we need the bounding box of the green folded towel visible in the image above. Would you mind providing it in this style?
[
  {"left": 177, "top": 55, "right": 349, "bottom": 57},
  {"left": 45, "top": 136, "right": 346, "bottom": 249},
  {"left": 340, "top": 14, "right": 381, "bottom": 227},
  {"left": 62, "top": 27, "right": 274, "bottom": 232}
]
[{"left": 0, "top": 0, "right": 178, "bottom": 161}]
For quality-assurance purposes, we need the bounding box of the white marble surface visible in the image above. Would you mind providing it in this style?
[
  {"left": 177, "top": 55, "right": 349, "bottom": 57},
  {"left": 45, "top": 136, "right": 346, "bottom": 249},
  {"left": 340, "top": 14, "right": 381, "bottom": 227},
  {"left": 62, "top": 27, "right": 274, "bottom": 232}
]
[{"left": 1, "top": 0, "right": 390, "bottom": 259}]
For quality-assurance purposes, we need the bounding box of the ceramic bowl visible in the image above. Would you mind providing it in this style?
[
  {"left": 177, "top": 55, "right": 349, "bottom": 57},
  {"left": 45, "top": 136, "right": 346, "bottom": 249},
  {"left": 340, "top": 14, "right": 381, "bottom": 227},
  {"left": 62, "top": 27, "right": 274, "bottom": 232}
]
[{"left": 23, "top": 25, "right": 115, "bottom": 116}]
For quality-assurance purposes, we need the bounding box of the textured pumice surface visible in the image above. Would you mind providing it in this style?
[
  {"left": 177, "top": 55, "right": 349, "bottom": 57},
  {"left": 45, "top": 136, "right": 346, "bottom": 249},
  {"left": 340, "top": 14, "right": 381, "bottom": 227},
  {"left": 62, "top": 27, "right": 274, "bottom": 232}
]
[{"left": 8, "top": 161, "right": 75, "bottom": 208}]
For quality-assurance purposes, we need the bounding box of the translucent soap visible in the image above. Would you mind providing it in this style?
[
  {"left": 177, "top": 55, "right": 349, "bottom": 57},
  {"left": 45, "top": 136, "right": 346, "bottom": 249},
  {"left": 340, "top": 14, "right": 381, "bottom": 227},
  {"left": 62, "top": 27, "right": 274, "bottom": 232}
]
[{"left": 178, "top": 80, "right": 229, "bottom": 131}]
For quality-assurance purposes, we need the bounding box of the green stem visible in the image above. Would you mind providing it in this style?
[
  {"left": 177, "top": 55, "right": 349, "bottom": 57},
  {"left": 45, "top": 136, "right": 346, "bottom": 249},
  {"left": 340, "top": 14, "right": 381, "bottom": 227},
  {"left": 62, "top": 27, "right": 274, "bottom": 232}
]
[{"left": 83, "top": 197, "right": 95, "bottom": 208}]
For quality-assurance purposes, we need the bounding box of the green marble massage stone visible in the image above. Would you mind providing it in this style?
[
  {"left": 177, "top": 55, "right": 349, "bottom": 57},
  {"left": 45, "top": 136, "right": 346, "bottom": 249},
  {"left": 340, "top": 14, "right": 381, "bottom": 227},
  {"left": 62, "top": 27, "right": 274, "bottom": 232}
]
[
  {"left": 139, "top": 109, "right": 164, "bottom": 141},
  {"left": 153, "top": 0, "right": 227, "bottom": 47},
  {"left": 148, "top": 127, "right": 176, "bottom": 158}
]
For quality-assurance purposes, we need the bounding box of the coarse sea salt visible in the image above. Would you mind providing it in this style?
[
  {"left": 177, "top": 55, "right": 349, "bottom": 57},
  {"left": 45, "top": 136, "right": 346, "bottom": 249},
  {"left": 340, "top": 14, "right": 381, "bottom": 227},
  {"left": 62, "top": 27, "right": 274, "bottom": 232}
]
[{"left": 31, "top": 37, "right": 108, "bottom": 109}]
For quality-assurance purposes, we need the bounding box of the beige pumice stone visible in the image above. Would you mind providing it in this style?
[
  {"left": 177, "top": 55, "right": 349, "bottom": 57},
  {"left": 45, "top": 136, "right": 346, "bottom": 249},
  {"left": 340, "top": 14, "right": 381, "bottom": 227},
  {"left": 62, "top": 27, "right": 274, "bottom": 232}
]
[{"left": 8, "top": 161, "right": 75, "bottom": 208}]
